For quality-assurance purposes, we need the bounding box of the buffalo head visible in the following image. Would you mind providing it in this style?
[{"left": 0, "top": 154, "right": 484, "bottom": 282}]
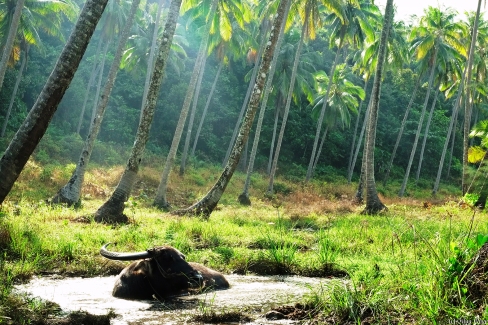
[{"left": 100, "top": 243, "right": 229, "bottom": 300}]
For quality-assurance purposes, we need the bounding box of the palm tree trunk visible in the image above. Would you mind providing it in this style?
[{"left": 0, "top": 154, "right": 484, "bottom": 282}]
[
  {"left": 306, "top": 29, "right": 344, "bottom": 182},
  {"left": 51, "top": 0, "right": 141, "bottom": 206},
  {"left": 382, "top": 74, "right": 421, "bottom": 186},
  {"left": 347, "top": 80, "right": 368, "bottom": 183},
  {"left": 222, "top": 24, "right": 268, "bottom": 167},
  {"left": 239, "top": 18, "right": 285, "bottom": 205},
  {"left": 173, "top": 0, "right": 291, "bottom": 217},
  {"left": 433, "top": 0, "right": 480, "bottom": 195},
  {"left": 267, "top": 103, "right": 280, "bottom": 175},
  {"left": 462, "top": 0, "right": 482, "bottom": 194},
  {"left": 0, "top": 0, "right": 25, "bottom": 92},
  {"left": 152, "top": 0, "right": 216, "bottom": 210},
  {"left": 180, "top": 52, "right": 209, "bottom": 176},
  {"left": 93, "top": 0, "right": 183, "bottom": 222},
  {"left": 267, "top": 16, "right": 308, "bottom": 194},
  {"left": 415, "top": 86, "right": 439, "bottom": 182},
  {"left": 349, "top": 99, "right": 371, "bottom": 183},
  {"left": 1, "top": 47, "right": 28, "bottom": 138},
  {"left": 362, "top": 0, "right": 393, "bottom": 214},
  {"left": 311, "top": 126, "right": 329, "bottom": 177},
  {"left": 90, "top": 41, "right": 110, "bottom": 123},
  {"left": 140, "top": 0, "right": 164, "bottom": 121},
  {"left": 447, "top": 107, "right": 459, "bottom": 178},
  {"left": 191, "top": 61, "right": 224, "bottom": 157},
  {"left": 399, "top": 49, "right": 438, "bottom": 197},
  {"left": 0, "top": 0, "right": 109, "bottom": 204}
]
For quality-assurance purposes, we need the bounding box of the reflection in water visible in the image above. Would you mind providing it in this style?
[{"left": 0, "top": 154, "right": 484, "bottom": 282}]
[{"left": 15, "top": 274, "right": 325, "bottom": 324}]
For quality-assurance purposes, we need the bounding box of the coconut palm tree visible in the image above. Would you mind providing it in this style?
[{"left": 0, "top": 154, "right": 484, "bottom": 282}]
[
  {"left": 361, "top": 0, "right": 394, "bottom": 214},
  {"left": 173, "top": 0, "right": 292, "bottom": 217},
  {"left": 0, "top": 0, "right": 109, "bottom": 204},
  {"left": 93, "top": 0, "right": 183, "bottom": 223},
  {"left": 51, "top": 0, "right": 142, "bottom": 206}
]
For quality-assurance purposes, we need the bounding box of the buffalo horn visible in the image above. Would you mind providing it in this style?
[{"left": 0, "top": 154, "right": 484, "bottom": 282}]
[{"left": 100, "top": 243, "right": 152, "bottom": 261}]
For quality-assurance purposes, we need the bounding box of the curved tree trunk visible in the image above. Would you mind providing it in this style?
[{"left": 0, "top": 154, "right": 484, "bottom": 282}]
[
  {"left": 173, "top": 0, "right": 291, "bottom": 218},
  {"left": 191, "top": 61, "right": 224, "bottom": 157},
  {"left": 267, "top": 16, "right": 308, "bottom": 195},
  {"left": 179, "top": 52, "right": 209, "bottom": 176},
  {"left": 0, "top": 0, "right": 25, "bottom": 92},
  {"left": 415, "top": 86, "right": 439, "bottom": 182},
  {"left": 382, "top": 74, "right": 421, "bottom": 186},
  {"left": 347, "top": 80, "right": 368, "bottom": 184},
  {"left": 51, "top": 0, "right": 141, "bottom": 206},
  {"left": 362, "top": 0, "right": 393, "bottom": 214},
  {"left": 306, "top": 30, "right": 344, "bottom": 182},
  {"left": 0, "top": 0, "right": 109, "bottom": 204},
  {"left": 94, "top": 0, "right": 183, "bottom": 222},
  {"left": 222, "top": 24, "right": 268, "bottom": 167},
  {"left": 399, "top": 49, "right": 438, "bottom": 197},
  {"left": 1, "top": 46, "right": 28, "bottom": 138},
  {"left": 239, "top": 19, "right": 284, "bottom": 204},
  {"left": 433, "top": 0, "right": 480, "bottom": 195},
  {"left": 152, "top": 0, "right": 216, "bottom": 209}
]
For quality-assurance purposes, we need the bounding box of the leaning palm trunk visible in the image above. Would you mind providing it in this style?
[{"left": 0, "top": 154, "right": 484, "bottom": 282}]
[
  {"left": 191, "top": 61, "right": 224, "bottom": 157},
  {"left": 462, "top": 0, "right": 482, "bottom": 194},
  {"left": 1, "top": 47, "right": 28, "bottom": 137},
  {"left": 0, "top": 0, "right": 25, "bottom": 92},
  {"left": 382, "top": 75, "right": 421, "bottom": 186},
  {"left": 362, "top": 0, "right": 393, "bottom": 214},
  {"left": 349, "top": 99, "right": 371, "bottom": 183},
  {"left": 267, "top": 104, "right": 280, "bottom": 175},
  {"left": 152, "top": 0, "right": 216, "bottom": 209},
  {"left": 347, "top": 80, "right": 368, "bottom": 183},
  {"left": 0, "top": 0, "right": 109, "bottom": 204},
  {"left": 433, "top": 0, "right": 480, "bottom": 195},
  {"left": 239, "top": 16, "right": 285, "bottom": 205},
  {"left": 447, "top": 107, "right": 460, "bottom": 178},
  {"left": 173, "top": 0, "right": 291, "bottom": 217},
  {"left": 222, "top": 26, "right": 268, "bottom": 167},
  {"left": 415, "top": 87, "right": 440, "bottom": 182},
  {"left": 94, "top": 0, "right": 183, "bottom": 222},
  {"left": 311, "top": 126, "right": 329, "bottom": 177},
  {"left": 267, "top": 17, "right": 308, "bottom": 194},
  {"left": 90, "top": 41, "right": 110, "bottom": 123},
  {"left": 306, "top": 30, "right": 344, "bottom": 182},
  {"left": 51, "top": 0, "right": 141, "bottom": 206},
  {"left": 399, "top": 49, "right": 438, "bottom": 197},
  {"left": 180, "top": 53, "right": 209, "bottom": 176}
]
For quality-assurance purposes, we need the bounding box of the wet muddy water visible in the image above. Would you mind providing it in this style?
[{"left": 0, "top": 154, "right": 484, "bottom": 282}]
[{"left": 15, "top": 274, "right": 327, "bottom": 324}]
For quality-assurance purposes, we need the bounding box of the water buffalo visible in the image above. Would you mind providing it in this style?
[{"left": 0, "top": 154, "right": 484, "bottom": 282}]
[{"left": 100, "top": 243, "right": 230, "bottom": 300}]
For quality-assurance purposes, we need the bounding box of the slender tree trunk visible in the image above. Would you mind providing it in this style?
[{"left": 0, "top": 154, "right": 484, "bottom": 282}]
[
  {"left": 93, "top": 0, "right": 183, "bottom": 222},
  {"left": 382, "top": 75, "right": 421, "bottom": 186},
  {"left": 140, "top": 0, "right": 164, "bottom": 121},
  {"left": 349, "top": 99, "right": 371, "bottom": 183},
  {"left": 1, "top": 47, "right": 27, "bottom": 138},
  {"left": 347, "top": 80, "right": 368, "bottom": 183},
  {"left": 180, "top": 52, "right": 209, "bottom": 176},
  {"left": 433, "top": 1, "right": 480, "bottom": 195},
  {"left": 447, "top": 107, "right": 459, "bottom": 178},
  {"left": 463, "top": 0, "right": 482, "bottom": 194},
  {"left": 362, "top": 0, "right": 393, "bottom": 214},
  {"left": 77, "top": 36, "right": 103, "bottom": 135},
  {"left": 0, "top": 0, "right": 25, "bottom": 92},
  {"left": 267, "top": 103, "right": 280, "bottom": 175},
  {"left": 399, "top": 49, "right": 438, "bottom": 197},
  {"left": 415, "top": 86, "right": 439, "bottom": 182},
  {"left": 51, "top": 0, "right": 141, "bottom": 206},
  {"left": 306, "top": 30, "right": 344, "bottom": 182},
  {"left": 311, "top": 126, "right": 329, "bottom": 177},
  {"left": 152, "top": 0, "right": 216, "bottom": 209},
  {"left": 239, "top": 18, "right": 285, "bottom": 205},
  {"left": 90, "top": 41, "right": 110, "bottom": 123},
  {"left": 173, "top": 0, "right": 291, "bottom": 217},
  {"left": 0, "top": 0, "right": 109, "bottom": 204},
  {"left": 267, "top": 16, "right": 308, "bottom": 194},
  {"left": 222, "top": 24, "right": 268, "bottom": 167},
  {"left": 191, "top": 61, "right": 223, "bottom": 156}
]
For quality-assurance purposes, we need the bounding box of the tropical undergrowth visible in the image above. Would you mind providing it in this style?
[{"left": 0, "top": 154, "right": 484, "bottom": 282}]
[{"left": 0, "top": 159, "right": 486, "bottom": 324}]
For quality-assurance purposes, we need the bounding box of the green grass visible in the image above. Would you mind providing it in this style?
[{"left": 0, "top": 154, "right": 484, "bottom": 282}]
[{"left": 0, "top": 161, "right": 487, "bottom": 324}]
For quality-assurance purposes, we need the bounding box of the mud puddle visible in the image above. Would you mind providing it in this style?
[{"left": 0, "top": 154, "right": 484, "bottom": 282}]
[{"left": 15, "top": 274, "right": 327, "bottom": 324}]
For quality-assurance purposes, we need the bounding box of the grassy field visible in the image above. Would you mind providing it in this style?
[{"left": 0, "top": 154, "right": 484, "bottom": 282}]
[{"left": 0, "top": 160, "right": 487, "bottom": 324}]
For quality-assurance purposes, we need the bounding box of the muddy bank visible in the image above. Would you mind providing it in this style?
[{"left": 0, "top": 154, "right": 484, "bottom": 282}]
[{"left": 15, "top": 274, "right": 328, "bottom": 324}]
